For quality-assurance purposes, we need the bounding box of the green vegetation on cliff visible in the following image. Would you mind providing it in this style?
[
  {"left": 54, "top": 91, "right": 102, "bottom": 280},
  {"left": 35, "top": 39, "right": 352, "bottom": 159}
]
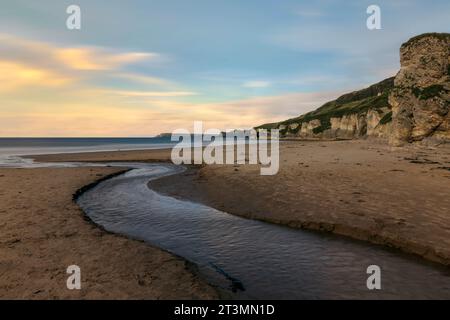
[
  {"left": 401, "top": 32, "right": 450, "bottom": 48},
  {"left": 256, "top": 77, "right": 394, "bottom": 134},
  {"left": 379, "top": 111, "right": 393, "bottom": 125},
  {"left": 412, "top": 84, "right": 448, "bottom": 100}
]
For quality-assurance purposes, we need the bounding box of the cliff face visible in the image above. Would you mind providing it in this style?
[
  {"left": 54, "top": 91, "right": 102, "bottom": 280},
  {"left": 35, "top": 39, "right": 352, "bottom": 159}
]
[
  {"left": 390, "top": 33, "right": 450, "bottom": 146},
  {"left": 256, "top": 33, "right": 450, "bottom": 144},
  {"left": 257, "top": 77, "right": 394, "bottom": 140}
]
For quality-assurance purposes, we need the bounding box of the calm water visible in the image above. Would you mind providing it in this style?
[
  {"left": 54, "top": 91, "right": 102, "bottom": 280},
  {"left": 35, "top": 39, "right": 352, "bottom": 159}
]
[
  {"left": 0, "top": 137, "right": 175, "bottom": 167},
  {"left": 77, "top": 163, "right": 450, "bottom": 299},
  {"left": 0, "top": 137, "right": 174, "bottom": 148},
  {"left": 0, "top": 137, "right": 249, "bottom": 167}
]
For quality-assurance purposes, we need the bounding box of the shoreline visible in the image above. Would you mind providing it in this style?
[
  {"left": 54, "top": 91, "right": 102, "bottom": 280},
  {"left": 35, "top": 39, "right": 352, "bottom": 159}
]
[
  {"left": 71, "top": 168, "right": 227, "bottom": 299},
  {"left": 28, "top": 148, "right": 173, "bottom": 164}
]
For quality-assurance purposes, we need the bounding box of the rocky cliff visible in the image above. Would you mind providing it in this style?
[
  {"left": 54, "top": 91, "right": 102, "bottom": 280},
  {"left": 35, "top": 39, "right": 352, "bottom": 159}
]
[
  {"left": 256, "top": 33, "right": 450, "bottom": 144},
  {"left": 390, "top": 33, "right": 450, "bottom": 146},
  {"left": 257, "top": 77, "right": 395, "bottom": 140}
]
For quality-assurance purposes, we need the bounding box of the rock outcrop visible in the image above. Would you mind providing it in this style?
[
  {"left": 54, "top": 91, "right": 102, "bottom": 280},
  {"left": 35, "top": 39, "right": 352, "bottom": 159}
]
[
  {"left": 293, "top": 107, "right": 392, "bottom": 140},
  {"left": 390, "top": 33, "right": 450, "bottom": 146},
  {"left": 256, "top": 33, "right": 450, "bottom": 145}
]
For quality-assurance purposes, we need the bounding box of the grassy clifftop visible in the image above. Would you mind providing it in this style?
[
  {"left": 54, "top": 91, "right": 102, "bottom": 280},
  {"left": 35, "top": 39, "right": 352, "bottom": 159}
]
[
  {"left": 401, "top": 32, "right": 450, "bottom": 48},
  {"left": 256, "top": 77, "right": 394, "bottom": 134}
]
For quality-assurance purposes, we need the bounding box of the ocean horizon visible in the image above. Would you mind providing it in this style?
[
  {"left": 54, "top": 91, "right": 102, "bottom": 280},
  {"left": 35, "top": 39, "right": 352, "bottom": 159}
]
[
  {"left": 0, "top": 137, "right": 172, "bottom": 147},
  {"left": 0, "top": 137, "right": 177, "bottom": 166},
  {"left": 0, "top": 136, "right": 254, "bottom": 167}
]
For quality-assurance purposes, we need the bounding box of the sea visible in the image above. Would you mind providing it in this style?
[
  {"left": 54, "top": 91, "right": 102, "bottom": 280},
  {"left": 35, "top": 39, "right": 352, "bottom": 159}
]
[
  {"left": 0, "top": 137, "right": 176, "bottom": 167},
  {"left": 0, "top": 136, "right": 259, "bottom": 167}
]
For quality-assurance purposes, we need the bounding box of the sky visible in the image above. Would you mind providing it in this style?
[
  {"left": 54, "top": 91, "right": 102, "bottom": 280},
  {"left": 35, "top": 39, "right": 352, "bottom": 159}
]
[{"left": 0, "top": 0, "right": 449, "bottom": 137}]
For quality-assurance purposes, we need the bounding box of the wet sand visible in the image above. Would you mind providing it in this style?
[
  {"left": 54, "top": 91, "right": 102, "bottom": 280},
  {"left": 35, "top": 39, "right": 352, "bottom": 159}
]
[
  {"left": 0, "top": 166, "right": 218, "bottom": 299},
  {"left": 31, "top": 148, "right": 172, "bottom": 163}
]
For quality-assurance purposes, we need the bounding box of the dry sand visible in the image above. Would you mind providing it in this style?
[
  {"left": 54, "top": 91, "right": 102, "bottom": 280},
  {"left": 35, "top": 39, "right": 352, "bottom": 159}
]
[{"left": 0, "top": 166, "right": 218, "bottom": 299}]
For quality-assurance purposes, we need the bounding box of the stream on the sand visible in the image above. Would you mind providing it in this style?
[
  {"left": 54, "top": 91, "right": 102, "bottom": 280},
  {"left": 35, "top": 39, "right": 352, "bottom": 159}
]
[{"left": 74, "top": 162, "right": 450, "bottom": 299}]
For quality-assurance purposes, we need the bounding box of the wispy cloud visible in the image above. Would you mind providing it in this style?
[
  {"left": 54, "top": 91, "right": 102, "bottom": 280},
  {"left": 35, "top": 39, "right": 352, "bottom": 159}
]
[
  {"left": 114, "top": 73, "right": 172, "bottom": 86},
  {"left": 55, "top": 48, "right": 157, "bottom": 71},
  {"left": 128, "top": 90, "right": 344, "bottom": 132},
  {"left": 199, "top": 90, "right": 343, "bottom": 127},
  {"left": 0, "top": 80, "right": 342, "bottom": 137},
  {"left": 242, "top": 81, "right": 271, "bottom": 88},
  {"left": 293, "top": 9, "right": 325, "bottom": 18},
  {"left": 0, "top": 33, "right": 205, "bottom": 136},
  {"left": 98, "top": 89, "right": 198, "bottom": 97},
  {"left": 0, "top": 33, "right": 167, "bottom": 88},
  {"left": 0, "top": 60, "right": 71, "bottom": 92}
]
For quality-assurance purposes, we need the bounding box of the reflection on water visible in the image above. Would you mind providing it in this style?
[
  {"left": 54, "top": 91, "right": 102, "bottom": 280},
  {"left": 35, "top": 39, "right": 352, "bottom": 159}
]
[{"left": 77, "top": 163, "right": 450, "bottom": 299}]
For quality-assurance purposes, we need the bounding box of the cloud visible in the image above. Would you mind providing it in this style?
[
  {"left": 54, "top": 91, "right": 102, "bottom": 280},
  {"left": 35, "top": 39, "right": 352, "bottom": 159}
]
[
  {"left": 114, "top": 73, "right": 172, "bottom": 86},
  {"left": 0, "top": 33, "right": 206, "bottom": 136},
  {"left": 0, "top": 34, "right": 347, "bottom": 136},
  {"left": 129, "top": 90, "right": 344, "bottom": 132},
  {"left": 199, "top": 90, "right": 343, "bottom": 127},
  {"left": 242, "top": 81, "right": 271, "bottom": 88},
  {"left": 0, "top": 84, "right": 343, "bottom": 136},
  {"left": 0, "top": 61, "right": 71, "bottom": 92},
  {"left": 294, "top": 9, "right": 325, "bottom": 18},
  {"left": 55, "top": 48, "right": 158, "bottom": 71},
  {"left": 0, "top": 33, "right": 165, "bottom": 83},
  {"left": 0, "top": 33, "right": 167, "bottom": 88},
  {"left": 98, "top": 89, "right": 198, "bottom": 97},
  {"left": 266, "top": 1, "right": 450, "bottom": 84},
  {"left": 0, "top": 33, "right": 161, "bottom": 71}
]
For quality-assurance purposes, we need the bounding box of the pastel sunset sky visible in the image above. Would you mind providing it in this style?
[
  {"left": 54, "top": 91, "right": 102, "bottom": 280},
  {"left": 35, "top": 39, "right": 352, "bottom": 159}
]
[{"left": 1, "top": 0, "right": 449, "bottom": 136}]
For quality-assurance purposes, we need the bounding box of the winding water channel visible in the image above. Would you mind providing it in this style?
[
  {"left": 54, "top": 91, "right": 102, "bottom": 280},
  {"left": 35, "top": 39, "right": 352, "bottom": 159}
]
[{"left": 74, "top": 162, "right": 450, "bottom": 299}]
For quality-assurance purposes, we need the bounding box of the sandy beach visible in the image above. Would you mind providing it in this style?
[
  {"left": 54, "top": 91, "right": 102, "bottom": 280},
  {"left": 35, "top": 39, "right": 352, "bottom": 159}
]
[
  {"left": 2, "top": 139, "right": 450, "bottom": 299},
  {"left": 0, "top": 166, "right": 218, "bottom": 299}
]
